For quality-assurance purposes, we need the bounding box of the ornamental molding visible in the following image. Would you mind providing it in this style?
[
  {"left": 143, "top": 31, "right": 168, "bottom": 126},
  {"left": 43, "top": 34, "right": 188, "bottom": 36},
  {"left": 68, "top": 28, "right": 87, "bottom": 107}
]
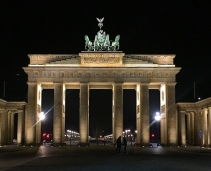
[
  {"left": 30, "top": 70, "right": 176, "bottom": 79},
  {"left": 80, "top": 52, "right": 124, "bottom": 66}
]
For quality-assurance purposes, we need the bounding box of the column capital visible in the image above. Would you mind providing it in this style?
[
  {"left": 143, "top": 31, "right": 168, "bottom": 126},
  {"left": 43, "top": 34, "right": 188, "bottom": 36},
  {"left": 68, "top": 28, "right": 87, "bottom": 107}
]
[
  {"left": 140, "top": 82, "right": 149, "bottom": 86},
  {"left": 202, "top": 108, "right": 208, "bottom": 114},
  {"left": 166, "top": 82, "right": 177, "bottom": 86},
  {"left": 113, "top": 82, "right": 123, "bottom": 84},
  {"left": 27, "top": 82, "right": 37, "bottom": 85},
  {"left": 180, "top": 111, "right": 186, "bottom": 114}
]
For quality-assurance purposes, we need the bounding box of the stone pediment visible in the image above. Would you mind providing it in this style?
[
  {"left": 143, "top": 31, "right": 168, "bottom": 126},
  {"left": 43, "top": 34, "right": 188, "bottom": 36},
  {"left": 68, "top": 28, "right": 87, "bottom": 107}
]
[{"left": 28, "top": 52, "right": 176, "bottom": 67}]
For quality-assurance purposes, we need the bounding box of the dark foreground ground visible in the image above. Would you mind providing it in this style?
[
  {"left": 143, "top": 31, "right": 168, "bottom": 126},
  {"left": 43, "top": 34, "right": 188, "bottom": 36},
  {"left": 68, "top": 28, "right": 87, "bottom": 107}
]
[{"left": 0, "top": 144, "right": 211, "bottom": 171}]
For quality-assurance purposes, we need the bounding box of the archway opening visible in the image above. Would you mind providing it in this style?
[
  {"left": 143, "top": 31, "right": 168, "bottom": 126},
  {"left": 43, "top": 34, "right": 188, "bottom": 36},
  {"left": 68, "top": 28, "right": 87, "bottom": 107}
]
[
  {"left": 123, "top": 89, "right": 136, "bottom": 145},
  {"left": 65, "top": 89, "right": 80, "bottom": 145},
  {"left": 89, "top": 89, "right": 112, "bottom": 146},
  {"left": 149, "top": 89, "right": 160, "bottom": 145},
  {"left": 41, "top": 89, "right": 54, "bottom": 144}
]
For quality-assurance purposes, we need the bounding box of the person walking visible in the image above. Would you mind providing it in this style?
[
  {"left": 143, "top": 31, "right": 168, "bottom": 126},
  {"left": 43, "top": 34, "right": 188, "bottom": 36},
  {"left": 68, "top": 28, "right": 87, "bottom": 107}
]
[
  {"left": 123, "top": 137, "right": 127, "bottom": 153},
  {"left": 116, "top": 136, "right": 122, "bottom": 153}
]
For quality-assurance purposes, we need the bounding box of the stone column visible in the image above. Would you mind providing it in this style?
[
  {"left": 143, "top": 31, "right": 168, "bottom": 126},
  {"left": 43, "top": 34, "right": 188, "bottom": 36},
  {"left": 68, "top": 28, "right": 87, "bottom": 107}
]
[
  {"left": 190, "top": 112, "right": 195, "bottom": 145},
  {"left": 160, "top": 113, "right": 167, "bottom": 145},
  {"left": 53, "top": 83, "right": 65, "bottom": 145},
  {"left": 180, "top": 111, "right": 186, "bottom": 146},
  {"left": 17, "top": 111, "right": 24, "bottom": 145},
  {"left": 136, "top": 84, "right": 141, "bottom": 144},
  {"left": 208, "top": 107, "right": 211, "bottom": 146},
  {"left": 0, "top": 110, "right": 8, "bottom": 145},
  {"left": 136, "top": 83, "right": 149, "bottom": 145},
  {"left": 10, "top": 111, "right": 14, "bottom": 144},
  {"left": 166, "top": 83, "right": 177, "bottom": 145},
  {"left": 112, "top": 83, "right": 123, "bottom": 144},
  {"left": 7, "top": 111, "right": 12, "bottom": 144},
  {"left": 25, "top": 83, "right": 38, "bottom": 145},
  {"left": 79, "top": 83, "right": 89, "bottom": 146},
  {"left": 160, "top": 84, "right": 166, "bottom": 145},
  {"left": 202, "top": 108, "right": 208, "bottom": 146},
  {"left": 187, "top": 112, "right": 191, "bottom": 145}
]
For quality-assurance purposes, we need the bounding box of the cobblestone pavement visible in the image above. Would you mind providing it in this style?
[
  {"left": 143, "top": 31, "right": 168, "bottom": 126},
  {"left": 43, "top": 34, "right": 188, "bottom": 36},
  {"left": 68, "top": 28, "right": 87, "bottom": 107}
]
[{"left": 0, "top": 145, "right": 211, "bottom": 171}]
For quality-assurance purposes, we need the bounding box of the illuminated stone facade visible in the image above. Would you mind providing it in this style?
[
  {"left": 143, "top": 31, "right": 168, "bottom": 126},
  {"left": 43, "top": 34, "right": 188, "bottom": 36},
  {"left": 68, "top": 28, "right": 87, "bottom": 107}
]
[
  {"left": 0, "top": 99, "right": 26, "bottom": 145},
  {"left": 23, "top": 52, "right": 181, "bottom": 146},
  {"left": 177, "top": 98, "right": 211, "bottom": 146}
]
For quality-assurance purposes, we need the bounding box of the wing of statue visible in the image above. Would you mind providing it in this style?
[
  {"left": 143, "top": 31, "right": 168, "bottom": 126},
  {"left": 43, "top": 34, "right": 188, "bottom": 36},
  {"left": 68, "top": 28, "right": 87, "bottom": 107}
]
[{"left": 96, "top": 17, "right": 104, "bottom": 22}]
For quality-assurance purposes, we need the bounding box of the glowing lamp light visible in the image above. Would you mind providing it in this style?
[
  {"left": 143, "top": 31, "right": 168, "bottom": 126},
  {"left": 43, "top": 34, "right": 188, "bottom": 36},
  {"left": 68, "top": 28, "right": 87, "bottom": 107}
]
[
  {"left": 39, "top": 112, "right": 45, "bottom": 120},
  {"left": 155, "top": 112, "right": 161, "bottom": 121}
]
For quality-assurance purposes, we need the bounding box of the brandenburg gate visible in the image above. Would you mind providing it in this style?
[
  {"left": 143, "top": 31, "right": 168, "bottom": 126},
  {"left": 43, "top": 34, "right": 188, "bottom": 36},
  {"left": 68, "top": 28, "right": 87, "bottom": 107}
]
[{"left": 22, "top": 18, "right": 180, "bottom": 146}]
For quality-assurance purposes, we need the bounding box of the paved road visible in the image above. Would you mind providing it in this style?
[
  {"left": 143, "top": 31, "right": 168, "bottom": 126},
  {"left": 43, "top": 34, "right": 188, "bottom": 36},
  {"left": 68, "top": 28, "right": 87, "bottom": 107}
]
[{"left": 0, "top": 145, "right": 211, "bottom": 171}]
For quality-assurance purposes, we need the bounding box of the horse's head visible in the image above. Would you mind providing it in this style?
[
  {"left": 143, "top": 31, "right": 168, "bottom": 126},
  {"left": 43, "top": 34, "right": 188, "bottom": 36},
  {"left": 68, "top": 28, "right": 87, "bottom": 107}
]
[
  {"left": 115, "top": 35, "right": 120, "bottom": 41},
  {"left": 85, "top": 35, "right": 89, "bottom": 43}
]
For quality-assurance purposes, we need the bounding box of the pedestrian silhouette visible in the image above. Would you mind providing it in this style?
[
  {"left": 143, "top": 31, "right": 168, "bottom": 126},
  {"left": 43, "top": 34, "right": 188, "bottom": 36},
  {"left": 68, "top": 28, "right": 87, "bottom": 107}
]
[
  {"left": 123, "top": 137, "right": 127, "bottom": 153},
  {"left": 116, "top": 136, "right": 122, "bottom": 153}
]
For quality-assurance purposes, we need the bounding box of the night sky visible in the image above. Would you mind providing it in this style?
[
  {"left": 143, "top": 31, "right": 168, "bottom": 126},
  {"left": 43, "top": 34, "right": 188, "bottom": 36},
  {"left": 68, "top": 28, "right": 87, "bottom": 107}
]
[{"left": 1, "top": 1, "right": 211, "bottom": 137}]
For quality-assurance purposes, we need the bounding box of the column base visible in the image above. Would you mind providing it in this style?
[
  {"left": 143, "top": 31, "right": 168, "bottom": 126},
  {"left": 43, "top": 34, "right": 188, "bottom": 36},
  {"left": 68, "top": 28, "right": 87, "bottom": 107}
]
[
  {"left": 133, "top": 143, "right": 152, "bottom": 147},
  {"left": 77, "top": 142, "right": 89, "bottom": 147},
  {"left": 52, "top": 143, "right": 66, "bottom": 146}
]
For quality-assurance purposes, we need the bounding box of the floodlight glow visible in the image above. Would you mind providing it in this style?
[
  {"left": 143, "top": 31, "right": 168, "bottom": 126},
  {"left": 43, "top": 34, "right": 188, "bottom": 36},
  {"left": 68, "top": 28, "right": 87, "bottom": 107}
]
[
  {"left": 39, "top": 112, "right": 45, "bottom": 120},
  {"left": 155, "top": 112, "right": 161, "bottom": 121}
]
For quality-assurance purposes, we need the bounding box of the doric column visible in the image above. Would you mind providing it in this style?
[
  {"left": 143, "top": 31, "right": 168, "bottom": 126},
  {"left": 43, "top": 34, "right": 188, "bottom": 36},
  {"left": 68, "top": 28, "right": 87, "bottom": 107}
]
[
  {"left": 180, "top": 111, "right": 186, "bottom": 146},
  {"left": 194, "top": 111, "right": 202, "bottom": 145},
  {"left": 7, "top": 111, "right": 12, "bottom": 144},
  {"left": 136, "top": 84, "right": 141, "bottom": 144},
  {"left": 166, "top": 83, "right": 177, "bottom": 145},
  {"left": 53, "top": 83, "right": 65, "bottom": 145},
  {"left": 112, "top": 83, "right": 123, "bottom": 144},
  {"left": 202, "top": 108, "right": 208, "bottom": 146},
  {"left": 17, "top": 110, "right": 24, "bottom": 145},
  {"left": 160, "top": 84, "right": 167, "bottom": 145},
  {"left": 208, "top": 107, "right": 211, "bottom": 146},
  {"left": 187, "top": 112, "right": 191, "bottom": 145},
  {"left": 25, "top": 82, "right": 41, "bottom": 145},
  {"left": 8, "top": 111, "right": 14, "bottom": 144},
  {"left": 136, "top": 83, "right": 149, "bottom": 145},
  {"left": 79, "top": 83, "right": 89, "bottom": 146},
  {"left": 190, "top": 112, "right": 195, "bottom": 145},
  {"left": 0, "top": 110, "right": 8, "bottom": 145}
]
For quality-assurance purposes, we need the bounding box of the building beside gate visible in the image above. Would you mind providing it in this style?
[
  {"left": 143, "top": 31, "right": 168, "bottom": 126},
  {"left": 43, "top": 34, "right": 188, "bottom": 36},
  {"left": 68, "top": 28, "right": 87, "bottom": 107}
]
[{"left": 177, "top": 97, "right": 211, "bottom": 146}]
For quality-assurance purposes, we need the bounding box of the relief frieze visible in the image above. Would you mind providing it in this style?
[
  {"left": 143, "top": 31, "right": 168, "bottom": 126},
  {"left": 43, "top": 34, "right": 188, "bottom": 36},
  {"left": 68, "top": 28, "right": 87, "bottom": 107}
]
[
  {"left": 51, "top": 72, "right": 57, "bottom": 78},
  {"left": 103, "top": 73, "right": 108, "bottom": 77},
  {"left": 83, "top": 56, "right": 120, "bottom": 64},
  {"left": 155, "top": 72, "right": 162, "bottom": 78},
  {"left": 139, "top": 72, "right": 144, "bottom": 78},
  {"left": 95, "top": 73, "right": 100, "bottom": 77},
  {"left": 130, "top": 72, "right": 135, "bottom": 77},
  {"left": 33, "top": 72, "right": 39, "bottom": 78},
  {"left": 112, "top": 72, "right": 118, "bottom": 77},
  {"left": 147, "top": 72, "right": 152, "bottom": 78},
  {"left": 60, "top": 72, "right": 65, "bottom": 78},
  {"left": 42, "top": 72, "right": 48, "bottom": 78},
  {"left": 69, "top": 72, "right": 74, "bottom": 77},
  {"left": 77, "top": 73, "right": 83, "bottom": 78},
  {"left": 121, "top": 72, "right": 127, "bottom": 78},
  {"left": 86, "top": 73, "right": 91, "bottom": 78},
  {"left": 164, "top": 73, "right": 170, "bottom": 78}
]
